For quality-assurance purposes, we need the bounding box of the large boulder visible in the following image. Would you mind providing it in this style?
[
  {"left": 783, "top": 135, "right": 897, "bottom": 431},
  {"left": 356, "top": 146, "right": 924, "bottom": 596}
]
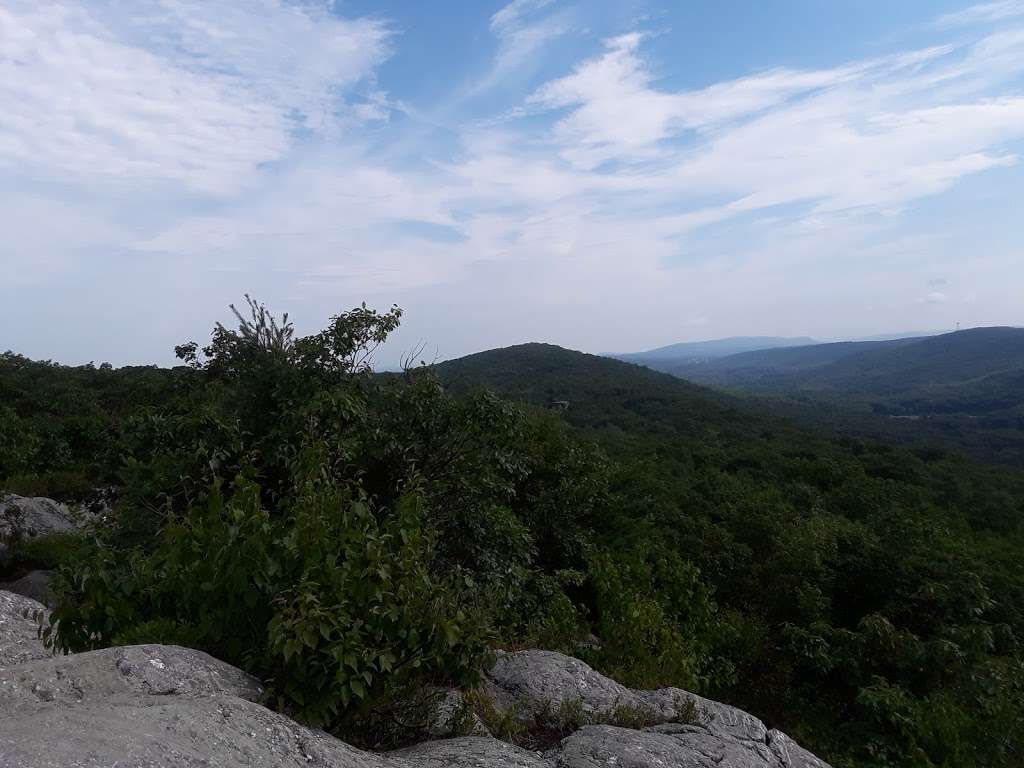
[
  {"left": 0, "top": 591, "right": 832, "bottom": 768},
  {"left": 484, "top": 650, "right": 830, "bottom": 768},
  {"left": 484, "top": 649, "right": 765, "bottom": 740},
  {"left": 484, "top": 649, "right": 643, "bottom": 719},
  {"left": 1, "top": 687, "right": 389, "bottom": 768},
  {"left": 0, "top": 643, "right": 264, "bottom": 707},
  {"left": 0, "top": 495, "right": 76, "bottom": 557},
  {"left": 0, "top": 570, "right": 54, "bottom": 607}
]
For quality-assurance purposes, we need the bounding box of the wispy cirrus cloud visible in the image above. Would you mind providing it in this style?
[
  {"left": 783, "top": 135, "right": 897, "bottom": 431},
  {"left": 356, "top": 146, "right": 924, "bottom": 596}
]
[
  {"left": 526, "top": 32, "right": 881, "bottom": 169},
  {"left": 0, "top": 0, "right": 389, "bottom": 193},
  {"left": 521, "top": 28, "right": 1024, "bottom": 228},
  {"left": 934, "top": 0, "right": 1024, "bottom": 28},
  {"left": 462, "top": 0, "right": 573, "bottom": 98},
  {"left": 490, "top": 0, "right": 557, "bottom": 35}
]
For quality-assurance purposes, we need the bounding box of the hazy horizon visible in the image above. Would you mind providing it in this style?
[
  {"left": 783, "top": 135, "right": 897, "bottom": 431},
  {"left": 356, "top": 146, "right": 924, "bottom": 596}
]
[
  {"left": 18, "top": 321, "right": 1024, "bottom": 370},
  {"left": 3, "top": 0, "right": 1023, "bottom": 368}
]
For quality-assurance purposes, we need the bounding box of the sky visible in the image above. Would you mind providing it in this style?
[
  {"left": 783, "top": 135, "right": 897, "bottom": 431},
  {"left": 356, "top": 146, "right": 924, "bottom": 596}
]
[{"left": 2, "top": 0, "right": 1023, "bottom": 367}]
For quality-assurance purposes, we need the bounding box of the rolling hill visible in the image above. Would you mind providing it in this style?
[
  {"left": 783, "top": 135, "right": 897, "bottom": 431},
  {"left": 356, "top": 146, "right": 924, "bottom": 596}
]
[
  {"left": 673, "top": 327, "right": 1024, "bottom": 392},
  {"left": 657, "top": 327, "right": 1024, "bottom": 465},
  {"left": 435, "top": 342, "right": 779, "bottom": 449}
]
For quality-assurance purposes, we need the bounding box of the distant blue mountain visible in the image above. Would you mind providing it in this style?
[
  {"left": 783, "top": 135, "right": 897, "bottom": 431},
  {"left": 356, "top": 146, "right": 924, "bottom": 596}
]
[{"left": 613, "top": 336, "right": 816, "bottom": 368}]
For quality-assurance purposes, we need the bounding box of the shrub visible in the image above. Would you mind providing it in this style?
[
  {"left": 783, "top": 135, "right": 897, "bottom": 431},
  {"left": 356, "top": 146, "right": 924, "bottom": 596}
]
[
  {"left": 1, "top": 532, "right": 87, "bottom": 576},
  {"left": 47, "top": 459, "right": 492, "bottom": 732},
  {"left": 1, "top": 470, "right": 96, "bottom": 501},
  {"left": 584, "top": 547, "right": 723, "bottom": 691}
]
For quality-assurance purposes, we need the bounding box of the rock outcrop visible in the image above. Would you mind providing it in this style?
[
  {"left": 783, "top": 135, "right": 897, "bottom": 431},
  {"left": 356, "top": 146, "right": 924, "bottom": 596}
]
[
  {"left": 0, "top": 570, "right": 54, "bottom": 606},
  {"left": 483, "top": 649, "right": 829, "bottom": 768},
  {"left": 0, "top": 590, "right": 50, "bottom": 669},
  {"left": 0, "top": 495, "right": 77, "bottom": 557},
  {"left": 0, "top": 591, "right": 832, "bottom": 768}
]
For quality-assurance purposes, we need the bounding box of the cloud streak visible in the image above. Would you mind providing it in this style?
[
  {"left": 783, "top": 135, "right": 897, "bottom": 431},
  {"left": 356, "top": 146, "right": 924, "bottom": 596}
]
[
  {"left": 935, "top": 0, "right": 1024, "bottom": 28},
  {"left": 0, "top": 0, "right": 389, "bottom": 193}
]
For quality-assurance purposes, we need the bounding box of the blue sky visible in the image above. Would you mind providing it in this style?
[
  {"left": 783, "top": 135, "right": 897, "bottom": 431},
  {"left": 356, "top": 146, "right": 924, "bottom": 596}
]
[{"left": 2, "top": 0, "right": 1023, "bottom": 366}]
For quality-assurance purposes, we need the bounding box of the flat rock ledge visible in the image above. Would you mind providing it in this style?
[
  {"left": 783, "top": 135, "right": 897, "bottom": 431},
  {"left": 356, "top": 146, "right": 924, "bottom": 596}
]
[{"left": 0, "top": 591, "right": 831, "bottom": 768}]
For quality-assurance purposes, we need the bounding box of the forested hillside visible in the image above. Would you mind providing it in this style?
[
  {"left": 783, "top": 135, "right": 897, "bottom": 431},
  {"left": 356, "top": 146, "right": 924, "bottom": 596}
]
[
  {"left": 2, "top": 312, "right": 1023, "bottom": 768},
  {"left": 638, "top": 328, "right": 1024, "bottom": 467}
]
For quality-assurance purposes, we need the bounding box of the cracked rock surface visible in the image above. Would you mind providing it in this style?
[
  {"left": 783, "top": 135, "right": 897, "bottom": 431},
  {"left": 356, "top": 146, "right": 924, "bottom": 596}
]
[
  {"left": 0, "top": 590, "right": 50, "bottom": 669},
  {"left": 0, "top": 592, "right": 831, "bottom": 768}
]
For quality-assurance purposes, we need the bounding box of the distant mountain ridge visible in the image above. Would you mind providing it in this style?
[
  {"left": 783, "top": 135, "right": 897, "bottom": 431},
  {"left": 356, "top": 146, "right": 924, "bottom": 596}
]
[
  {"left": 671, "top": 327, "right": 1024, "bottom": 392},
  {"left": 611, "top": 331, "right": 952, "bottom": 372},
  {"left": 652, "top": 326, "right": 1024, "bottom": 466},
  {"left": 612, "top": 336, "right": 817, "bottom": 368}
]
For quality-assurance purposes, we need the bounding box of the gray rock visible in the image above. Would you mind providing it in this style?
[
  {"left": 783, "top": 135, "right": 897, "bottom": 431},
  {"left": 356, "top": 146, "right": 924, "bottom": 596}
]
[
  {"left": 0, "top": 495, "right": 76, "bottom": 556},
  {"left": 560, "top": 724, "right": 776, "bottom": 768},
  {"left": 643, "top": 688, "right": 767, "bottom": 742},
  {"left": 0, "top": 692, "right": 388, "bottom": 768},
  {"left": 767, "top": 729, "right": 832, "bottom": 768},
  {"left": 390, "top": 736, "right": 551, "bottom": 768},
  {"left": 0, "top": 590, "right": 49, "bottom": 669},
  {"left": 0, "top": 570, "right": 54, "bottom": 607},
  {"left": 484, "top": 649, "right": 767, "bottom": 742},
  {"left": 560, "top": 723, "right": 830, "bottom": 768},
  {"left": 0, "top": 644, "right": 264, "bottom": 711},
  {"left": 484, "top": 649, "right": 652, "bottom": 720},
  {"left": 0, "top": 592, "right": 832, "bottom": 768},
  {"left": 485, "top": 650, "right": 831, "bottom": 768},
  {"left": 423, "top": 687, "right": 490, "bottom": 738}
]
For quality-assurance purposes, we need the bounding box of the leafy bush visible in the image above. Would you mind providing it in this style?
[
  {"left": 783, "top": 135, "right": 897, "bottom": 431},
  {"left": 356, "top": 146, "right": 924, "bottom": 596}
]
[
  {"left": 1, "top": 470, "right": 95, "bottom": 501},
  {"left": 43, "top": 300, "right": 610, "bottom": 738},
  {"left": 585, "top": 547, "right": 724, "bottom": 691},
  {"left": 49, "top": 465, "right": 488, "bottom": 729}
]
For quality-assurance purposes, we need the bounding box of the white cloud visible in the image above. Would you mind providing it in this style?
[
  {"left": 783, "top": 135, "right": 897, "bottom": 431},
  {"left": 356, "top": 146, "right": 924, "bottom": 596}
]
[
  {"left": 922, "top": 291, "right": 949, "bottom": 304},
  {"left": 0, "top": 0, "right": 389, "bottom": 194},
  {"left": 490, "top": 0, "right": 556, "bottom": 35},
  {"left": 526, "top": 33, "right": 899, "bottom": 170},
  {"left": 523, "top": 29, "right": 1024, "bottom": 229},
  {"left": 461, "top": 0, "right": 571, "bottom": 99},
  {"left": 935, "top": 1, "right": 1024, "bottom": 28}
]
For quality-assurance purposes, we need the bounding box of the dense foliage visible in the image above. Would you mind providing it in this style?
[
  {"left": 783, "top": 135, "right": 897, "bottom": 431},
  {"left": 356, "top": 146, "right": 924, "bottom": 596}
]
[
  {"left": 2, "top": 314, "right": 1023, "bottom": 767},
  {"left": 0, "top": 353, "right": 181, "bottom": 498}
]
